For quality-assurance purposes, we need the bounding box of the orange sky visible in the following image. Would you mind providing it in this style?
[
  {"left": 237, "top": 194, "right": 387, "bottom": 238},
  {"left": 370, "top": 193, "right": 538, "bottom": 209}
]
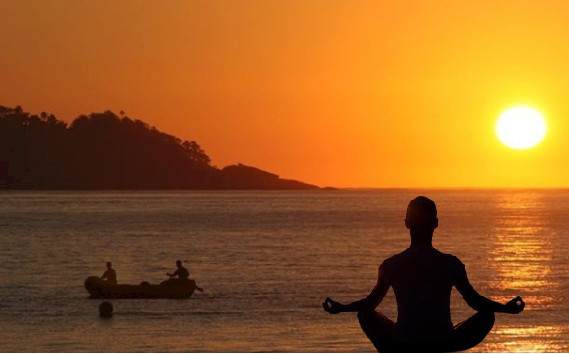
[{"left": 2, "top": 0, "right": 569, "bottom": 188}]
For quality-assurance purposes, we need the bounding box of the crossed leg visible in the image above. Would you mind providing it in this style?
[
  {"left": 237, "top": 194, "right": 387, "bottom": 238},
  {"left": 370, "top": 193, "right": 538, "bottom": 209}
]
[
  {"left": 357, "top": 310, "right": 395, "bottom": 352},
  {"left": 450, "top": 311, "right": 495, "bottom": 352},
  {"left": 358, "top": 310, "right": 495, "bottom": 353}
]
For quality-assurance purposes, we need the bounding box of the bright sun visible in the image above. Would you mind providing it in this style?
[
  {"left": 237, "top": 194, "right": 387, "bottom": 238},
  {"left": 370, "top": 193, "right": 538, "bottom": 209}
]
[{"left": 496, "top": 107, "right": 546, "bottom": 149}]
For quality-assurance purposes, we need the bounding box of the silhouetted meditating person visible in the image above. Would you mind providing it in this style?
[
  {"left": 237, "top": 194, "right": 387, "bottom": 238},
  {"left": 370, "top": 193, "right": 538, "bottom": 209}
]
[
  {"left": 323, "top": 196, "right": 525, "bottom": 352},
  {"left": 101, "top": 262, "right": 117, "bottom": 285},
  {"left": 167, "top": 260, "right": 189, "bottom": 282}
]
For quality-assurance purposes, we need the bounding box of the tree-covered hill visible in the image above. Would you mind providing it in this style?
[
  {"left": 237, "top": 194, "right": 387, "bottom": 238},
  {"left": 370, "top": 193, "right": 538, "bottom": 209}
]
[{"left": 0, "top": 106, "right": 319, "bottom": 190}]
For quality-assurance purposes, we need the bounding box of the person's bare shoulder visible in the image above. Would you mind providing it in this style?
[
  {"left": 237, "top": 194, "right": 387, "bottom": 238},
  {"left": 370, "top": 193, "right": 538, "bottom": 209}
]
[{"left": 380, "top": 249, "right": 410, "bottom": 270}]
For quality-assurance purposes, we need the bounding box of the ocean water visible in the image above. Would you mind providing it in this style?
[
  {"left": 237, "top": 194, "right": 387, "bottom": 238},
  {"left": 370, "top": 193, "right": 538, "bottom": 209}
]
[{"left": 0, "top": 190, "right": 567, "bottom": 352}]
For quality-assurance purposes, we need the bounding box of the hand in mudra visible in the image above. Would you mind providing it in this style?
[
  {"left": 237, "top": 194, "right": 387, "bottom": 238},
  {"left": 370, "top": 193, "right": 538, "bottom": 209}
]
[
  {"left": 323, "top": 297, "right": 342, "bottom": 314},
  {"left": 505, "top": 296, "right": 525, "bottom": 314}
]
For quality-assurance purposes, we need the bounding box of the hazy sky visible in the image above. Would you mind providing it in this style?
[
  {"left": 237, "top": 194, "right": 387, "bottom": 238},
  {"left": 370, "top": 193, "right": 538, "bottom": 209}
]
[{"left": 2, "top": 0, "right": 569, "bottom": 188}]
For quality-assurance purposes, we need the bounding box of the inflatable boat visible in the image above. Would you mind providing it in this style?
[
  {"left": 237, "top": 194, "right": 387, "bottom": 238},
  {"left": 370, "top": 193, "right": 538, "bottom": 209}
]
[{"left": 84, "top": 276, "right": 201, "bottom": 299}]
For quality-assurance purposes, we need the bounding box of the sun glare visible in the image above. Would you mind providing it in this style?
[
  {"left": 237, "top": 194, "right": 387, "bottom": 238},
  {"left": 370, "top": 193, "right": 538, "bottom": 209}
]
[{"left": 496, "top": 107, "right": 546, "bottom": 149}]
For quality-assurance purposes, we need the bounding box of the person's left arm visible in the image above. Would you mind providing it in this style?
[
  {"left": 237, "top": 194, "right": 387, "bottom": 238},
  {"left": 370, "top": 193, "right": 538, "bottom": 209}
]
[
  {"left": 323, "top": 266, "right": 390, "bottom": 314},
  {"left": 455, "top": 266, "right": 524, "bottom": 314}
]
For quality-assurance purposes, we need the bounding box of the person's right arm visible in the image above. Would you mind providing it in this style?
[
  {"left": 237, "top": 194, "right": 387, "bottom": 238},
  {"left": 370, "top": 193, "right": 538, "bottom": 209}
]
[
  {"left": 323, "top": 266, "right": 390, "bottom": 314},
  {"left": 454, "top": 265, "right": 525, "bottom": 314}
]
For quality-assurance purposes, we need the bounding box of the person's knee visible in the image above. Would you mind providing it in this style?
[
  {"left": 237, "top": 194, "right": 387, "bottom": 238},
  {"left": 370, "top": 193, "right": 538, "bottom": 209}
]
[
  {"left": 469, "top": 310, "right": 495, "bottom": 340},
  {"left": 479, "top": 311, "right": 495, "bottom": 328},
  {"left": 356, "top": 310, "right": 394, "bottom": 353},
  {"left": 357, "top": 310, "right": 367, "bottom": 324},
  {"left": 357, "top": 308, "right": 374, "bottom": 322},
  {"left": 357, "top": 309, "right": 378, "bottom": 331},
  {"left": 451, "top": 311, "right": 495, "bottom": 352}
]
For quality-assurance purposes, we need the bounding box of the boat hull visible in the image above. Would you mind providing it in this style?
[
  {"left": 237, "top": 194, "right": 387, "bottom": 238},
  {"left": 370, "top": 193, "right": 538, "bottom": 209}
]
[{"left": 84, "top": 276, "right": 197, "bottom": 299}]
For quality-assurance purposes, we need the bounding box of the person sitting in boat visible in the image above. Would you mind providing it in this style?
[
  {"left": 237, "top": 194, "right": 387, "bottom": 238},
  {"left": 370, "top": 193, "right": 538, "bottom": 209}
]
[
  {"left": 322, "top": 196, "right": 525, "bottom": 352},
  {"left": 101, "top": 262, "right": 117, "bottom": 285},
  {"left": 167, "top": 260, "right": 189, "bottom": 282}
]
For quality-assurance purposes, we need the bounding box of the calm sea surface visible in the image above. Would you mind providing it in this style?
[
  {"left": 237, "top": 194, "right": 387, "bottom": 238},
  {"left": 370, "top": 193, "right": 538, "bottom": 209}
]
[{"left": 0, "top": 190, "right": 567, "bottom": 352}]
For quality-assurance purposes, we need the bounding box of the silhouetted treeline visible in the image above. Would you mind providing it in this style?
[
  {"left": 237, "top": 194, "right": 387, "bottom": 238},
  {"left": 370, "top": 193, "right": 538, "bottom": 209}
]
[{"left": 0, "top": 106, "right": 319, "bottom": 190}]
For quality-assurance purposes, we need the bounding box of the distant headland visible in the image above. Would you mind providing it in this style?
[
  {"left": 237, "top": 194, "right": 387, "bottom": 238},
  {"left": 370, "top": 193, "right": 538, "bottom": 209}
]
[{"left": 0, "top": 106, "right": 324, "bottom": 190}]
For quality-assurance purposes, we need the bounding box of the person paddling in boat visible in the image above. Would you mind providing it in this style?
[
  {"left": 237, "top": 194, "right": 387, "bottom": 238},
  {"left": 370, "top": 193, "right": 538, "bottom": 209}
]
[
  {"left": 167, "top": 260, "right": 189, "bottom": 282},
  {"left": 101, "top": 262, "right": 117, "bottom": 285},
  {"left": 323, "top": 196, "right": 525, "bottom": 352}
]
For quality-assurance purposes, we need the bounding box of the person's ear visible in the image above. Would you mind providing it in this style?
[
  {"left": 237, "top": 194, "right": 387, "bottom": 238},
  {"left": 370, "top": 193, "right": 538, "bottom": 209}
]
[
  {"left": 433, "top": 218, "right": 438, "bottom": 229},
  {"left": 405, "top": 218, "right": 411, "bottom": 229}
]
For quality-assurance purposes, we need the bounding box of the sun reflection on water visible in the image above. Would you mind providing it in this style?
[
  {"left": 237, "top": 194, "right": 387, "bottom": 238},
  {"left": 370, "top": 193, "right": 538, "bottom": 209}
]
[
  {"left": 486, "top": 191, "right": 560, "bottom": 352},
  {"left": 486, "top": 325, "right": 564, "bottom": 353},
  {"left": 489, "top": 192, "right": 556, "bottom": 293}
]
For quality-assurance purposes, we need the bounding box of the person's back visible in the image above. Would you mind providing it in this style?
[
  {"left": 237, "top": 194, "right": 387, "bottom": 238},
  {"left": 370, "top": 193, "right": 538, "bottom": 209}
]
[
  {"left": 323, "top": 196, "right": 525, "bottom": 352},
  {"left": 168, "top": 260, "right": 189, "bottom": 281},
  {"left": 383, "top": 247, "right": 462, "bottom": 341},
  {"left": 176, "top": 266, "right": 189, "bottom": 280},
  {"left": 101, "top": 262, "right": 117, "bottom": 285}
]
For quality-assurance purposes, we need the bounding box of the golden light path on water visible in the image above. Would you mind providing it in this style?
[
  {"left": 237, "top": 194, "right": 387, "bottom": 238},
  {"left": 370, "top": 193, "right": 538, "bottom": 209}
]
[
  {"left": 486, "top": 192, "right": 560, "bottom": 352},
  {"left": 488, "top": 326, "right": 564, "bottom": 352}
]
